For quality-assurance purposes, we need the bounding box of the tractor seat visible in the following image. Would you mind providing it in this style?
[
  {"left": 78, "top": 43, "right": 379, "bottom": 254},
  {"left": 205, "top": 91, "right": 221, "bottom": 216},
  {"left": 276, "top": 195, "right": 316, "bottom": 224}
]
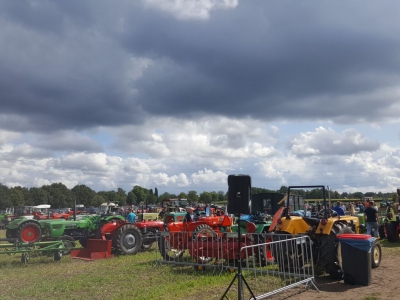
[{"left": 302, "top": 217, "right": 321, "bottom": 227}]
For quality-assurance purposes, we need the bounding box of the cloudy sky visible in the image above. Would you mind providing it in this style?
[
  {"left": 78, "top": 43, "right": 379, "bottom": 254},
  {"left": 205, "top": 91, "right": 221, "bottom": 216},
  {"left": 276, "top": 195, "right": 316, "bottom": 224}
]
[{"left": 1, "top": 0, "right": 400, "bottom": 195}]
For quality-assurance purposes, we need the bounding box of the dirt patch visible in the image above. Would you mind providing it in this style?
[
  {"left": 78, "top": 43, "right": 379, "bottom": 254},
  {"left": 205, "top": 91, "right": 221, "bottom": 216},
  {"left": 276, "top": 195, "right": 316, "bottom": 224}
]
[{"left": 269, "top": 245, "right": 398, "bottom": 300}]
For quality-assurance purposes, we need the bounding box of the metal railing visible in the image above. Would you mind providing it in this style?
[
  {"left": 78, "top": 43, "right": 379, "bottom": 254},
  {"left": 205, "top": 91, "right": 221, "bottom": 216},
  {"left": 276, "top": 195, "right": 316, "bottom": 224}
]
[{"left": 155, "top": 231, "right": 318, "bottom": 299}]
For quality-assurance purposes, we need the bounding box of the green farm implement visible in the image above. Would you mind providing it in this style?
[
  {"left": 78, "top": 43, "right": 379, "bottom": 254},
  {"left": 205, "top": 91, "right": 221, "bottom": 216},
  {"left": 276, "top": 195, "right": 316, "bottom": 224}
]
[{"left": 0, "top": 237, "right": 71, "bottom": 264}]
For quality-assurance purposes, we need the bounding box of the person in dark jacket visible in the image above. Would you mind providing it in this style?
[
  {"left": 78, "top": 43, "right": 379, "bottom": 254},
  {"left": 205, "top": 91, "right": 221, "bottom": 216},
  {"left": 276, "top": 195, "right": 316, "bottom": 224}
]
[{"left": 364, "top": 201, "right": 379, "bottom": 237}]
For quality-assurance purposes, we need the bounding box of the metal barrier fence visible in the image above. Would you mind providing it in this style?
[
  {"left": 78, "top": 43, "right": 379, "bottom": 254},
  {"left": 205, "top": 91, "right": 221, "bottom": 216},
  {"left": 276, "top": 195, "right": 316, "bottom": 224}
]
[{"left": 155, "top": 230, "right": 318, "bottom": 299}]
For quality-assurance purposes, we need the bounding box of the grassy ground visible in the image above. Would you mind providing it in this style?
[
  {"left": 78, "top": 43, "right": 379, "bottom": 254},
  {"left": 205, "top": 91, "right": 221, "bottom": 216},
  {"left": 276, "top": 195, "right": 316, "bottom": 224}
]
[
  {"left": 1, "top": 230, "right": 399, "bottom": 300},
  {"left": 0, "top": 230, "right": 243, "bottom": 300}
]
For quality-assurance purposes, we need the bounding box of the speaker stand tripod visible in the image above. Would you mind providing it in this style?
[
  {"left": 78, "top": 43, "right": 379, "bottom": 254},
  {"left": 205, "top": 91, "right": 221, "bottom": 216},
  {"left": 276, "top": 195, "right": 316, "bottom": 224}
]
[{"left": 221, "top": 215, "right": 256, "bottom": 300}]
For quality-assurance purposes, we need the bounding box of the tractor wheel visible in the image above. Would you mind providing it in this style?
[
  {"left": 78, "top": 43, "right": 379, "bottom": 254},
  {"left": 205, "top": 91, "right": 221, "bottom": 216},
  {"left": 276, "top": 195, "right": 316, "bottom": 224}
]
[
  {"left": 58, "top": 235, "right": 76, "bottom": 255},
  {"left": 158, "top": 233, "right": 185, "bottom": 260},
  {"left": 141, "top": 231, "right": 156, "bottom": 251},
  {"left": 371, "top": 241, "right": 382, "bottom": 268},
  {"left": 79, "top": 238, "right": 88, "bottom": 248},
  {"left": 192, "top": 224, "right": 217, "bottom": 241},
  {"left": 6, "top": 228, "right": 16, "bottom": 243},
  {"left": 256, "top": 233, "right": 274, "bottom": 267},
  {"left": 112, "top": 224, "right": 142, "bottom": 255},
  {"left": 21, "top": 253, "right": 30, "bottom": 264},
  {"left": 319, "top": 223, "right": 353, "bottom": 279},
  {"left": 273, "top": 234, "right": 310, "bottom": 273},
  {"left": 378, "top": 225, "right": 386, "bottom": 240},
  {"left": 54, "top": 251, "right": 62, "bottom": 261},
  {"left": 385, "top": 222, "right": 398, "bottom": 242},
  {"left": 191, "top": 224, "right": 217, "bottom": 264},
  {"left": 17, "top": 221, "right": 42, "bottom": 243}
]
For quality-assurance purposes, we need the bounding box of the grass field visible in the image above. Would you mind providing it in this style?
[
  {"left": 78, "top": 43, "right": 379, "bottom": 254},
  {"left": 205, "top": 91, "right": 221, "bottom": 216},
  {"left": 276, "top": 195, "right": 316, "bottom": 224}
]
[
  {"left": 1, "top": 230, "right": 399, "bottom": 300},
  {"left": 0, "top": 230, "right": 242, "bottom": 300}
]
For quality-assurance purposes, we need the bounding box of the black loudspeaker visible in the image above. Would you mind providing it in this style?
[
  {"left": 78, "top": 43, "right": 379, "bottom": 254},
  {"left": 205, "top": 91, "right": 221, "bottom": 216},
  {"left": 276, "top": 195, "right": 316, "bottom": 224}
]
[{"left": 227, "top": 174, "right": 251, "bottom": 214}]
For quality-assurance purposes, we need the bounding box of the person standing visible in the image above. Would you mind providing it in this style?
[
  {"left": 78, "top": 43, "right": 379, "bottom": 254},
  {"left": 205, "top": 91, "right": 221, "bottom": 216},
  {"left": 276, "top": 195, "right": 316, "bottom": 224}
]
[
  {"left": 127, "top": 209, "right": 136, "bottom": 223},
  {"left": 332, "top": 201, "right": 345, "bottom": 216},
  {"left": 364, "top": 201, "right": 379, "bottom": 237}
]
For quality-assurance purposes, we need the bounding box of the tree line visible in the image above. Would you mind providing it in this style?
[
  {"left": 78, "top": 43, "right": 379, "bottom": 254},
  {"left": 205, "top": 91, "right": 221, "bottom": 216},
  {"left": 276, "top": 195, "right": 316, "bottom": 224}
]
[{"left": 0, "top": 182, "right": 394, "bottom": 210}]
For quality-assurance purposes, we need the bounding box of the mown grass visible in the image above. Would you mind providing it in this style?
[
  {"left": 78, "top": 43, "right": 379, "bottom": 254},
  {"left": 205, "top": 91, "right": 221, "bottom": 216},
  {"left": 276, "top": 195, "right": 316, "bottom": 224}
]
[
  {"left": 1, "top": 230, "right": 400, "bottom": 300},
  {"left": 0, "top": 230, "right": 248, "bottom": 300}
]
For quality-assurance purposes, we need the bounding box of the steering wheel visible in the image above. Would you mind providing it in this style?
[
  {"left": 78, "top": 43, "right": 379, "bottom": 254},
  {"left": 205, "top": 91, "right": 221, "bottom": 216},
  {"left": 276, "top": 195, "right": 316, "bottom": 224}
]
[{"left": 317, "top": 208, "right": 337, "bottom": 218}]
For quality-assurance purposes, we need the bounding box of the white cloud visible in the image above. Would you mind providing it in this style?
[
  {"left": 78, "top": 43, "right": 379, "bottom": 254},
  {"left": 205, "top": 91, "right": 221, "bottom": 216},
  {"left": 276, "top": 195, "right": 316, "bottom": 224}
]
[{"left": 143, "top": 0, "right": 238, "bottom": 20}]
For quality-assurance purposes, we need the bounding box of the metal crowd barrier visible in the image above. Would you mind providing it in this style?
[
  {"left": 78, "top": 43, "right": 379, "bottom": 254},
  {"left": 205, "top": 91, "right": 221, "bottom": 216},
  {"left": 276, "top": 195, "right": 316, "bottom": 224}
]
[{"left": 155, "top": 230, "right": 318, "bottom": 299}]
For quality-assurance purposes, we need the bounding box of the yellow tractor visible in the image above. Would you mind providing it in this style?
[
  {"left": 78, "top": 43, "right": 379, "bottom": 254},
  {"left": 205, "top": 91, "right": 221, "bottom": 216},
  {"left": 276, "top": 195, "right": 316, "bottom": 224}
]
[{"left": 273, "top": 185, "right": 381, "bottom": 278}]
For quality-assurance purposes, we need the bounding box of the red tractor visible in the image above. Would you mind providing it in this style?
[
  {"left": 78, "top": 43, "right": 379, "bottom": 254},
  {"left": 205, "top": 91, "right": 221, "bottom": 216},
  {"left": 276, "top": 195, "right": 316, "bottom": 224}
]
[
  {"left": 96, "top": 216, "right": 165, "bottom": 254},
  {"left": 158, "top": 213, "right": 233, "bottom": 260}
]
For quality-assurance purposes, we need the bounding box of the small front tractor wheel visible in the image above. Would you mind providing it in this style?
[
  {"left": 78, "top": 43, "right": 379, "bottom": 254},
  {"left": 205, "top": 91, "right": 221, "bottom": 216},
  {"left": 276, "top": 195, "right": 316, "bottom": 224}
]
[
  {"left": 192, "top": 224, "right": 217, "bottom": 241},
  {"left": 21, "top": 253, "right": 30, "bottom": 264},
  {"left": 17, "top": 221, "right": 42, "bottom": 243},
  {"left": 54, "top": 251, "right": 62, "bottom": 261},
  {"left": 58, "top": 235, "right": 76, "bottom": 255},
  {"left": 371, "top": 241, "right": 382, "bottom": 268},
  {"left": 112, "top": 224, "right": 142, "bottom": 255}
]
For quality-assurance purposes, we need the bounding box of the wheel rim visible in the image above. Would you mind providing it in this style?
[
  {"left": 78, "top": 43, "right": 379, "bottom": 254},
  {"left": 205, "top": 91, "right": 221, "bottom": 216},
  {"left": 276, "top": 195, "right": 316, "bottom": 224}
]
[
  {"left": 122, "top": 232, "right": 136, "bottom": 249},
  {"left": 21, "top": 226, "right": 40, "bottom": 242},
  {"left": 373, "top": 247, "right": 380, "bottom": 264}
]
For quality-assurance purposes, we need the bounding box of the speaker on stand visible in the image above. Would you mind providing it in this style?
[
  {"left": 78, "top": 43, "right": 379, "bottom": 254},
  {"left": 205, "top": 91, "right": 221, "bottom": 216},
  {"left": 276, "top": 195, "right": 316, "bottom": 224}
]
[{"left": 222, "top": 174, "right": 255, "bottom": 300}]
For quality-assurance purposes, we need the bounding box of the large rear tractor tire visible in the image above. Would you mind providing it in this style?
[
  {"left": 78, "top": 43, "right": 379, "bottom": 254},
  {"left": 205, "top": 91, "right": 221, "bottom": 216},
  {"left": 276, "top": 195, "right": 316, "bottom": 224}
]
[
  {"left": 371, "top": 240, "right": 382, "bottom": 268},
  {"left": 17, "top": 221, "right": 42, "bottom": 243},
  {"left": 158, "top": 232, "right": 185, "bottom": 260},
  {"left": 319, "top": 223, "right": 353, "bottom": 279},
  {"left": 112, "top": 224, "right": 142, "bottom": 255}
]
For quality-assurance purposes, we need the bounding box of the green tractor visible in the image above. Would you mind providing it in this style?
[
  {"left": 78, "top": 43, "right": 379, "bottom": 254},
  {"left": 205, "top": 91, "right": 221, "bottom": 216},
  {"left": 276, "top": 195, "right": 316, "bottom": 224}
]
[{"left": 5, "top": 214, "right": 126, "bottom": 253}]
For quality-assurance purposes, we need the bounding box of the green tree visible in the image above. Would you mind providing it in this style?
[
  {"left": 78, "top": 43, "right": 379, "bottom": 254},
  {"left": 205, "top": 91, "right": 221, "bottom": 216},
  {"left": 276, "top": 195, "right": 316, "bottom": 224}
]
[
  {"left": 217, "top": 191, "right": 226, "bottom": 202},
  {"left": 28, "top": 187, "right": 50, "bottom": 206},
  {"left": 0, "top": 183, "right": 11, "bottom": 209},
  {"left": 71, "top": 185, "right": 96, "bottom": 207},
  {"left": 91, "top": 194, "right": 105, "bottom": 207},
  {"left": 279, "top": 186, "right": 288, "bottom": 194},
  {"left": 116, "top": 188, "right": 127, "bottom": 206},
  {"left": 126, "top": 191, "right": 137, "bottom": 206},
  {"left": 199, "top": 191, "right": 212, "bottom": 204},
  {"left": 178, "top": 192, "right": 188, "bottom": 199},
  {"left": 187, "top": 190, "right": 199, "bottom": 204},
  {"left": 42, "top": 183, "right": 73, "bottom": 208},
  {"left": 9, "top": 187, "right": 25, "bottom": 206}
]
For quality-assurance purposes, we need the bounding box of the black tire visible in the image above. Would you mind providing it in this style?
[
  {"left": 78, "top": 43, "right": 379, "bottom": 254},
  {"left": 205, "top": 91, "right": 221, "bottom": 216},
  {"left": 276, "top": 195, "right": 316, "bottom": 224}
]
[
  {"left": 256, "top": 233, "right": 274, "bottom": 267},
  {"left": 158, "top": 233, "right": 185, "bottom": 260},
  {"left": 141, "top": 231, "right": 155, "bottom": 251},
  {"left": 112, "top": 224, "right": 142, "bottom": 255},
  {"left": 17, "top": 221, "right": 42, "bottom": 243},
  {"left": 6, "top": 228, "right": 16, "bottom": 243},
  {"left": 385, "top": 222, "right": 398, "bottom": 242},
  {"left": 21, "top": 253, "right": 29, "bottom": 264},
  {"left": 54, "top": 251, "right": 62, "bottom": 261},
  {"left": 272, "top": 232, "right": 308, "bottom": 273},
  {"left": 371, "top": 241, "right": 382, "bottom": 268},
  {"left": 318, "top": 223, "right": 353, "bottom": 278},
  {"left": 79, "top": 238, "right": 88, "bottom": 248},
  {"left": 191, "top": 224, "right": 217, "bottom": 241},
  {"left": 378, "top": 225, "right": 386, "bottom": 240},
  {"left": 191, "top": 224, "right": 217, "bottom": 264},
  {"left": 58, "top": 235, "right": 76, "bottom": 255}
]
